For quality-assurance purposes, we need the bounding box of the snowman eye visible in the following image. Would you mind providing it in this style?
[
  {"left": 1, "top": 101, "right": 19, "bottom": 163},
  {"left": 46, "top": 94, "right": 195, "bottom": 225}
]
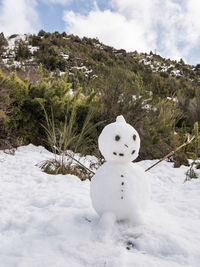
[
  {"left": 115, "top": 135, "right": 120, "bottom": 141},
  {"left": 133, "top": 134, "right": 136, "bottom": 141}
]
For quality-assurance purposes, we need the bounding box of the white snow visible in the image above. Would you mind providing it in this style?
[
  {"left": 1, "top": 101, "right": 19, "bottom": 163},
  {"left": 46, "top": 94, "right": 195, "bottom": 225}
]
[
  {"left": 60, "top": 52, "right": 69, "bottom": 60},
  {"left": 28, "top": 45, "right": 39, "bottom": 54},
  {"left": 167, "top": 97, "right": 178, "bottom": 103},
  {"left": 7, "top": 34, "right": 28, "bottom": 50},
  {"left": 71, "top": 66, "right": 93, "bottom": 76},
  {"left": 68, "top": 88, "right": 74, "bottom": 96},
  {"left": 142, "top": 104, "right": 152, "bottom": 110},
  {"left": 138, "top": 56, "right": 187, "bottom": 78},
  {"left": 171, "top": 69, "right": 181, "bottom": 76},
  {"left": 2, "top": 58, "right": 22, "bottom": 69},
  {"left": 59, "top": 71, "right": 66, "bottom": 76},
  {"left": 139, "top": 59, "right": 152, "bottom": 66},
  {"left": 92, "top": 74, "right": 98, "bottom": 79},
  {"left": 0, "top": 144, "right": 200, "bottom": 267}
]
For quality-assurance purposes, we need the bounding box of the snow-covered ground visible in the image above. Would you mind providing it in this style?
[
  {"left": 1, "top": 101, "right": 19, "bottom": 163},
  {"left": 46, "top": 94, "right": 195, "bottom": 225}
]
[{"left": 0, "top": 144, "right": 200, "bottom": 267}]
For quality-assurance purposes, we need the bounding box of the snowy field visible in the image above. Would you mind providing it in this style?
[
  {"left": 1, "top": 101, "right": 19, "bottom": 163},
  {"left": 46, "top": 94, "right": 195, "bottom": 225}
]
[{"left": 0, "top": 144, "right": 200, "bottom": 267}]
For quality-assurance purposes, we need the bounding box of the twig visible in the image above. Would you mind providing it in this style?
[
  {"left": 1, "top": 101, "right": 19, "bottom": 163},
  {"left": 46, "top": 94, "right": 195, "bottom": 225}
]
[
  {"left": 145, "top": 134, "right": 195, "bottom": 172},
  {"left": 53, "top": 146, "right": 95, "bottom": 175},
  {"left": 184, "top": 161, "right": 198, "bottom": 183},
  {"left": 3, "top": 148, "right": 16, "bottom": 155},
  {"left": 83, "top": 216, "right": 92, "bottom": 223}
]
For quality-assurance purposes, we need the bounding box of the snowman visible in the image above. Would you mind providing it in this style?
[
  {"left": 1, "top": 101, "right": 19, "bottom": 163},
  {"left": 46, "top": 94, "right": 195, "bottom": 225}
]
[{"left": 90, "top": 115, "right": 150, "bottom": 226}]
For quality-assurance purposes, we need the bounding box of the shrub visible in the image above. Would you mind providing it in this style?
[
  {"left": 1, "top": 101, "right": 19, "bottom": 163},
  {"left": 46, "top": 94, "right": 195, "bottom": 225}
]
[
  {"left": 39, "top": 99, "right": 101, "bottom": 177},
  {"left": 0, "top": 69, "right": 100, "bottom": 153},
  {"left": 0, "top": 32, "right": 8, "bottom": 46},
  {"left": 139, "top": 99, "right": 184, "bottom": 160},
  {"left": 15, "top": 40, "right": 31, "bottom": 61}
]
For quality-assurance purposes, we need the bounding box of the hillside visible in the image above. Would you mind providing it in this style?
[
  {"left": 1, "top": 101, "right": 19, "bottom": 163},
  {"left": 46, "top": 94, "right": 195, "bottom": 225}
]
[
  {"left": 1, "top": 32, "right": 200, "bottom": 82},
  {"left": 0, "top": 31, "right": 200, "bottom": 165}
]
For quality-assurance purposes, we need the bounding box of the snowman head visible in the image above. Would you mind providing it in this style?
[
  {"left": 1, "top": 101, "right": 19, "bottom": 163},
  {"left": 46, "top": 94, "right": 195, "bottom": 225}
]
[{"left": 98, "top": 115, "right": 140, "bottom": 163}]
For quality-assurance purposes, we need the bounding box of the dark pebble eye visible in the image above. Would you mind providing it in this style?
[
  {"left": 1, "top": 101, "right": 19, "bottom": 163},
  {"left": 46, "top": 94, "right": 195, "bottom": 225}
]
[
  {"left": 133, "top": 134, "right": 136, "bottom": 141},
  {"left": 115, "top": 135, "right": 120, "bottom": 141}
]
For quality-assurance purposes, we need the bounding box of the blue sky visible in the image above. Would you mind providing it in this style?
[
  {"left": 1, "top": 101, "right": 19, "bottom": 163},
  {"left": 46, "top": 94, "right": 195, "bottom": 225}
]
[
  {"left": 0, "top": 0, "right": 200, "bottom": 66},
  {"left": 37, "top": 0, "right": 111, "bottom": 32}
]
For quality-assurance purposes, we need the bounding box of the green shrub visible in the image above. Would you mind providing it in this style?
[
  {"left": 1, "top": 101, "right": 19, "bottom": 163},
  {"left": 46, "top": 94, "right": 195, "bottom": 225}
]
[
  {"left": 139, "top": 99, "right": 184, "bottom": 160},
  {"left": 15, "top": 40, "right": 31, "bottom": 61},
  {"left": 0, "top": 69, "right": 99, "bottom": 153}
]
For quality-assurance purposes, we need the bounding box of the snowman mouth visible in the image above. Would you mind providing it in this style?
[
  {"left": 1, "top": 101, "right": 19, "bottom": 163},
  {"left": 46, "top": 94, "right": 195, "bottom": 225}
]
[
  {"left": 113, "top": 152, "right": 124, "bottom": 157},
  {"left": 113, "top": 150, "right": 135, "bottom": 157}
]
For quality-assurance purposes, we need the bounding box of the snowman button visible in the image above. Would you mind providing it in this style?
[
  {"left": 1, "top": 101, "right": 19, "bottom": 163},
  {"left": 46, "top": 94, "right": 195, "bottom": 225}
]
[
  {"left": 121, "top": 196, "right": 123, "bottom": 199},
  {"left": 121, "top": 175, "right": 124, "bottom": 177},
  {"left": 121, "top": 182, "right": 124, "bottom": 185}
]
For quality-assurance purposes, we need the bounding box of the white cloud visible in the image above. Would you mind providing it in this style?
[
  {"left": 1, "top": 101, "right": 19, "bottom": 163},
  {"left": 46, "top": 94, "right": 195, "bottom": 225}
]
[
  {"left": 0, "top": 0, "right": 40, "bottom": 35},
  {"left": 63, "top": 0, "right": 200, "bottom": 62},
  {"left": 152, "top": 0, "right": 200, "bottom": 61},
  {"left": 64, "top": 8, "right": 157, "bottom": 53},
  {"left": 43, "top": 0, "right": 71, "bottom": 5}
]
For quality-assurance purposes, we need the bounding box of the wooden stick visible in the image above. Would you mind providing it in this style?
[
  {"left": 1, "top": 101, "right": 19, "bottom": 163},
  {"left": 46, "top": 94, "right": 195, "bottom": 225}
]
[
  {"left": 145, "top": 134, "right": 195, "bottom": 172},
  {"left": 53, "top": 146, "right": 95, "bottom": 175}
]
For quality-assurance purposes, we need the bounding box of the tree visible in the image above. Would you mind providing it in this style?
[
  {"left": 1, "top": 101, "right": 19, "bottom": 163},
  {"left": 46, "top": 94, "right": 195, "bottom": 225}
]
[
  {"left": 0, "top": 32, "right": 8, "bottom": 47},
  {"left": 0, "top": 32, "right": 8, "bottom": 55},
  {"left": 15, "top": 40, "right": 31, "bottom": 61}
]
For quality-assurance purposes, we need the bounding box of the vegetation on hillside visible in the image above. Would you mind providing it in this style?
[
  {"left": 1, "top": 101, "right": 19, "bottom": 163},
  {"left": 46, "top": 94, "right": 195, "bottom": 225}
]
[{"left": 0, "top": 31, "right": 200, "bottom": 166}]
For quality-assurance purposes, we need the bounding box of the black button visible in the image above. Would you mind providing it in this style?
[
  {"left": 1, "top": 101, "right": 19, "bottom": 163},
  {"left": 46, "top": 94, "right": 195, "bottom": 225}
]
[
  {"left": 121, "top": 175, "right": 124, "bottom": 177},
  {"left": 121, "top": 190, "right": 123, "bottom": 192},
  {"left": 121, "top": 196, "right": 123, "bottom": 199},
  {"left": 121, "top": 182, "right": 124, "bottom": 185},
  {"left": 132, "top": 150, "right": 135, "bottom": 155}
]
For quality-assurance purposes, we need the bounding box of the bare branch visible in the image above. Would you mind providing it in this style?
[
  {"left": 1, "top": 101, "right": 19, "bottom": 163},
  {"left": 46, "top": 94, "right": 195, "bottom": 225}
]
[
  {"left": 53, "top": 146, "right": 95, "bottom": 175},
  {"left": 145, "top": 134, "right": 195, "bottom": 172}
]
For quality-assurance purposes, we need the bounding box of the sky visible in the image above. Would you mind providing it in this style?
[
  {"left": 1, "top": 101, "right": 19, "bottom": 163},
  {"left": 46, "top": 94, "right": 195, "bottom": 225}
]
[{"left": 0, "top": 0, "right": 200, "bottom": 66}]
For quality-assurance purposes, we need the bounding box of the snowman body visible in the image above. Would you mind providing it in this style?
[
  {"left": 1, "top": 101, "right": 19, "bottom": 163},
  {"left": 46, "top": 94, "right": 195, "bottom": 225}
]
[{"left": 90, "top": 115, "right": 150, "bottom": 224}]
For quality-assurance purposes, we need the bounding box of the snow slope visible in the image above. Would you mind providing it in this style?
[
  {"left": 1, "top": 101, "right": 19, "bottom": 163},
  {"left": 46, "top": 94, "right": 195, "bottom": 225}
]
[{"left": 0, "top": 144, "right": 200, "bottom": 267}]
